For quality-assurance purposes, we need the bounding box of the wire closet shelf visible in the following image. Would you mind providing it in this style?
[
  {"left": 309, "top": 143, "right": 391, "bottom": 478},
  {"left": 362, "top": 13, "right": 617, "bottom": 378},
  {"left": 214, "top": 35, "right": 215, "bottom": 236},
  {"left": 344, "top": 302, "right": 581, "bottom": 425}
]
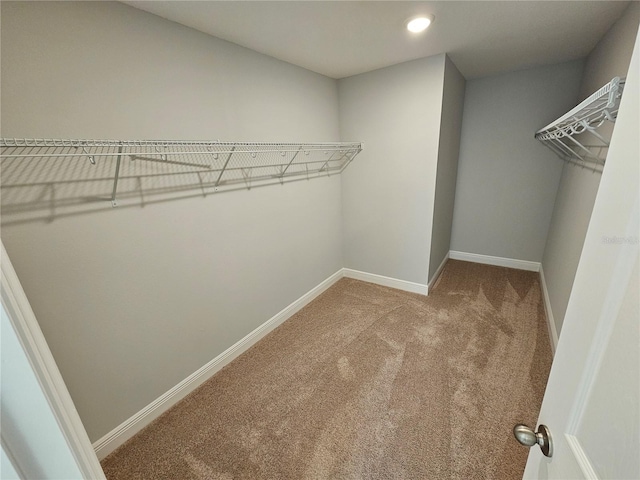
[
  {"left": 0, "top": 139, "right": 363, "bottom": 207},
  {"left": 534, "top": 76, "right": 625, "bottom": 172}
]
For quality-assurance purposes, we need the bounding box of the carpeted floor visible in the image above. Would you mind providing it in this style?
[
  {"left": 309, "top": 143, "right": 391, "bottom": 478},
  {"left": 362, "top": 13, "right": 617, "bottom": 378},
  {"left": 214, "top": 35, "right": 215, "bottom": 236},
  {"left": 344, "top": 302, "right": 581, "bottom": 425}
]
[{"left": 101, "top": 260, "right": 552, "bottom": 479}]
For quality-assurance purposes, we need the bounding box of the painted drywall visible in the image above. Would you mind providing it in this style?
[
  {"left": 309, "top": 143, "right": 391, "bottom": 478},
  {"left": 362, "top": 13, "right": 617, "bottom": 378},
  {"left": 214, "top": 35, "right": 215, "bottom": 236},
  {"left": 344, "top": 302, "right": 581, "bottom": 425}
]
[
  {"left": 428, "top": 56, "right": 465, "bottom": 281},
  {"left": 338, "top": 55, "right": 446, "bottom": 285},
  {"left": 541, "top": 3, "right": 640, "bottom": 338},
  {"left": 0, "top": 1, "right": 342, "bottom": 442},
  {"left": 1, "top": 304, "right": 84, "bottom": 479},
  {"left": 450, "top": 60, "right": 585, "bottom": 262}
]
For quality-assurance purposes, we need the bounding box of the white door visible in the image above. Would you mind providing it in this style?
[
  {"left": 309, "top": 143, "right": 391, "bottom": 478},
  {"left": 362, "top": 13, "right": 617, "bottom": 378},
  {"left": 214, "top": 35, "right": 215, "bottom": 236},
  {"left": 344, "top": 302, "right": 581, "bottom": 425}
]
[
  {"left": 1, "top": 243, "right": 106, "bottom": 479},
  {"left": 522, "top": 31, "right": 640, "bottom": 479}
]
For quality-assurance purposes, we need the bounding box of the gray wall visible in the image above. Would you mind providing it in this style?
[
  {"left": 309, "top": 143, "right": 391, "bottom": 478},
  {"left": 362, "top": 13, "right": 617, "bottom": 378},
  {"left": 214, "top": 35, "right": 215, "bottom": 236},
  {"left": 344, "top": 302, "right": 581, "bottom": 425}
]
[
  {"left": 338, "top": 55, "right": 446, "bottom": 285},
  {"left": 542, "top": 3, "right": 640, "bottom": 337},
  {"left": 1, "top": 1, "right": 342, "bottom": 441},
  {"left": 428, "top": 56, "right": 465, "bottom": 281},
  {"left": 450, "top": 61, "right": 585, "bottom": 261}
]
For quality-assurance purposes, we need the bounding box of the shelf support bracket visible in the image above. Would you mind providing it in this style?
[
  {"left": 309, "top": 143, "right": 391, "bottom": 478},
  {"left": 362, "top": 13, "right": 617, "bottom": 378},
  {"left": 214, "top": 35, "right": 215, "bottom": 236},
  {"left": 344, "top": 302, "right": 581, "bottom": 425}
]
[
  {"left": 550, "top": 137, "right": 586, "bottom": 163},
  {"left": 318, "top": 150, "right": 338, "bottom": 173},
  {"left": 338, "top": 150, "right": 356, "bottom": 173},
  {"left": 280, "top": 146, "right": 303, "bottom": 177},
  {"left": 111, "top": 145, "right": 123, "bottom": 207},
  {"left": 129, "top": 155, "right": 210, "bottom": 169},
  {"left": 563, "top": 134, "right": 600, "bottom": 161},
  {"left": 215, "top": 145, "right": 236, "bottom": 188}
]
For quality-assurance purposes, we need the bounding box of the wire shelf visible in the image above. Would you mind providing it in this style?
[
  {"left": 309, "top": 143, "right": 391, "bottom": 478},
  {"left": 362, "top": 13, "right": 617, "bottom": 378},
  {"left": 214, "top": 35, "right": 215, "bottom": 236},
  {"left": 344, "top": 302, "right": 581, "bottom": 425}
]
[
  {"left": 535, "top": 76, "right": 625, "bottom": 172},
  {"left": 0, "top": 139, "right": 363, "bottom": 211}
]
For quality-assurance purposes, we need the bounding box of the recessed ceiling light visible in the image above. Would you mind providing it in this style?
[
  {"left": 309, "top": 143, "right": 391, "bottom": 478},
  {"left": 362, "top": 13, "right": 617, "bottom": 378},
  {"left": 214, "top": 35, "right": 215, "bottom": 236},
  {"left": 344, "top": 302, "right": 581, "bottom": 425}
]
[{"left": 406, "top": 15, "right": 434, "bottom": 33}]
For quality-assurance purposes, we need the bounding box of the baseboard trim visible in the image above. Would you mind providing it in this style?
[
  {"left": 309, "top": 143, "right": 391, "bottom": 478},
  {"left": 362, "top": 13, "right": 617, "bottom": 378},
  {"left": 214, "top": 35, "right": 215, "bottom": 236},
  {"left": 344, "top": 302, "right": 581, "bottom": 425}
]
[
  {"left": 428, "top": 253, "right": 450, "bottom": 291},
  {"left": 342, "top": 268, "right": 428, "bottom": 295},
  {"left": 449, "top": 251, "right": 541, "bottom": 272},
  {"left": 538, "top": 266, "right": 559, "bottom": 355},
  {"left": 92, "top": 269, "right": 344, "bottom": 460}
]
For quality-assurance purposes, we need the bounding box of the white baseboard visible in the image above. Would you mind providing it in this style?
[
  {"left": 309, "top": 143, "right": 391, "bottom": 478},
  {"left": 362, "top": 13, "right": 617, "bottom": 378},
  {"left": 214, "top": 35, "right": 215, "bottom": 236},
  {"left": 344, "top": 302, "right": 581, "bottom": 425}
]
[
  {"left": 342, "top": 268, "right": 428, "bottom": 295},
  {"left": 428, "top": 253, "right": 450, "bottom": 291},
  {"left": 538, "top": 266, "right": 559, "bottom": 355},
  {"left": 93, "top": 269, "right": 344, "bottom": 460},
  {"left": 449, "top": 251, "right": 541, "bottom": 272}
]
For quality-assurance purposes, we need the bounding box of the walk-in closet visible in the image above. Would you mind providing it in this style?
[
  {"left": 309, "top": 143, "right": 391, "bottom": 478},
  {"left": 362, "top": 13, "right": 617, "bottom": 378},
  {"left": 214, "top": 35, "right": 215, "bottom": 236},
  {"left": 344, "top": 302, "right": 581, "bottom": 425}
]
[{"left": 1, "top": 2, "right": 638, "bottom": 479}]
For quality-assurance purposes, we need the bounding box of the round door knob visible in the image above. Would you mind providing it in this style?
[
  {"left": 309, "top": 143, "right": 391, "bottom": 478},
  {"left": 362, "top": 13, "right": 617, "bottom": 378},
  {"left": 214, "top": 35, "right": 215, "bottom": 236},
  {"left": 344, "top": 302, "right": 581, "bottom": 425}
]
[{"left": 513, "top": 424, "right": 553, "bottom": 457}]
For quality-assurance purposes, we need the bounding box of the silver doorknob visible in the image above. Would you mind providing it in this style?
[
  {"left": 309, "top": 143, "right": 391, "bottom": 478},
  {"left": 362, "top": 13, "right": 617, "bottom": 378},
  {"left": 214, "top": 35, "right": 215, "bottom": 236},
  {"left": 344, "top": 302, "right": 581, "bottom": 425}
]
[{"left": 513, "top": 424, "right": 553, "bottom": 457}]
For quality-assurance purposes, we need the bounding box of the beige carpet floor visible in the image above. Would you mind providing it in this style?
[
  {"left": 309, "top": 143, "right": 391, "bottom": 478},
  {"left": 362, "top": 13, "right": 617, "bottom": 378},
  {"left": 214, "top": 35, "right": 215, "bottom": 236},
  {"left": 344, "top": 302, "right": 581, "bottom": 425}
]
[{"left": 101, "top": 260, "right": 552, "bottom": 479}]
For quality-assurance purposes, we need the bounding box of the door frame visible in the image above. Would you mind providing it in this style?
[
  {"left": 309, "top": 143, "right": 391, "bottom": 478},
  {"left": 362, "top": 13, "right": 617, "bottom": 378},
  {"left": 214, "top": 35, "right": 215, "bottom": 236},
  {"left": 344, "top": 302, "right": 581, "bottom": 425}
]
[{"left": 1, "top": 242, "right": 105, "bottom": 479}]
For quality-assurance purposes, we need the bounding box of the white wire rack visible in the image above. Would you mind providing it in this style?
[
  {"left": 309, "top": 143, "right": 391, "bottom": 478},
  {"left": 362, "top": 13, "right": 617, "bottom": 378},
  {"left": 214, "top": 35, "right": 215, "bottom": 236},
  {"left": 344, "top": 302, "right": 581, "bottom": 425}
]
[
  {"left": 535, "top": 77, "right": 625, "bottom": 172},
  {"left": 0, "top": 139, "right": 362, "bottom": 210}
]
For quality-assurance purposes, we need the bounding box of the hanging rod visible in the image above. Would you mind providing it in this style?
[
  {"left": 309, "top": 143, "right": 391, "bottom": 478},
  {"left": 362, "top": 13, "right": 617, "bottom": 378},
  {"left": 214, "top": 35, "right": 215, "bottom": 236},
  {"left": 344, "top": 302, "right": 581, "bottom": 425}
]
[
  {"left": 535, "top": 76, "right": 625, "bottom": 169},
  {"left": 0, "top": 138, "right": 363, "bottom": 208}
]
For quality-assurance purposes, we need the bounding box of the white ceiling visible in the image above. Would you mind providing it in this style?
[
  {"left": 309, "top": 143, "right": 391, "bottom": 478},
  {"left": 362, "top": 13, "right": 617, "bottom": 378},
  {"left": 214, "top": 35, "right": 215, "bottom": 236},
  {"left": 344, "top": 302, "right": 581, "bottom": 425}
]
[{"left": 123, "top": 1, "right": 630, "bottom": 79}]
